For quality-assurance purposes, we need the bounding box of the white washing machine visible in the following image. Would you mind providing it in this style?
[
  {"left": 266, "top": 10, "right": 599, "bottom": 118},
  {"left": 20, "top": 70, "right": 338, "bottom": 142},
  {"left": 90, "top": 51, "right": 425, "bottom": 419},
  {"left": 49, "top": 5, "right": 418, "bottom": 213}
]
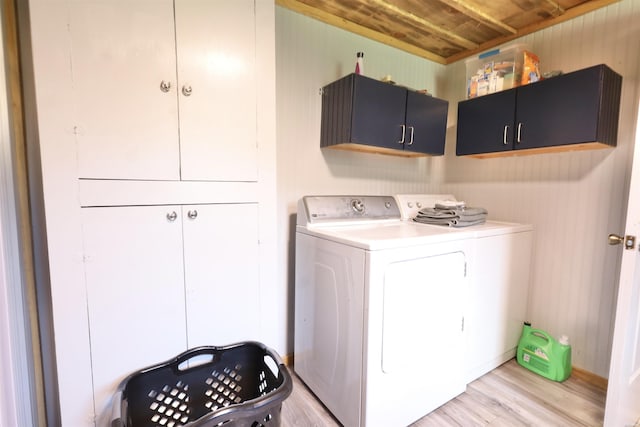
[
  {"left": 394, "top": 194, "right": 534, "bottom": 383},
  {"left": 294, "top": 195, "right": 478, "bottom": 427}
]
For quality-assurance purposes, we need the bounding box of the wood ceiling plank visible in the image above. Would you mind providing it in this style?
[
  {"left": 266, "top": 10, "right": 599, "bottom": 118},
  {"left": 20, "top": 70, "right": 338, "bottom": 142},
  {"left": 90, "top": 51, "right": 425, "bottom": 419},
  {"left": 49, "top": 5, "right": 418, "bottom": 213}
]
[
  {"left": 445, "top": 0, "right": 518, "bottom": 35},
  {"left": 368, "top": 0, "right": 478, "bottom": 49},
  {"left": 277, "top": 0, "right": 621, "bottom": 64},
  {"left": 542, "top": 0, "right": 567, "bottom": 15},
  {"left": 276, "top": 0, "right": 449, "bottom": 63},
  {"left": 445, "top": 0, "right": 621, "bottom": 64}
]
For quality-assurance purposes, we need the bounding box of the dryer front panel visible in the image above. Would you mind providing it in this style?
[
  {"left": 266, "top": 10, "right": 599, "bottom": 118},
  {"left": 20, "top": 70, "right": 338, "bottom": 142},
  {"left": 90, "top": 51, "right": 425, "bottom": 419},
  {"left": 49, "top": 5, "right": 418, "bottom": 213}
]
[
  {"left": 364, "top": 242, "right": 469, "bottom": 427},
  {"left": 294, "top": 233, "right": 365, "bottom": 427}
]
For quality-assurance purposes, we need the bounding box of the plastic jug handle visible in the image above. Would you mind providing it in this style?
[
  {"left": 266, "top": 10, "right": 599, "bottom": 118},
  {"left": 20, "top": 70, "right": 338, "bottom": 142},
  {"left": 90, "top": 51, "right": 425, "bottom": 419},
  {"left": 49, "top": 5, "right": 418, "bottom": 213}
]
[{"left": 530, "top": 328, "right": 551, "bottom": 342}]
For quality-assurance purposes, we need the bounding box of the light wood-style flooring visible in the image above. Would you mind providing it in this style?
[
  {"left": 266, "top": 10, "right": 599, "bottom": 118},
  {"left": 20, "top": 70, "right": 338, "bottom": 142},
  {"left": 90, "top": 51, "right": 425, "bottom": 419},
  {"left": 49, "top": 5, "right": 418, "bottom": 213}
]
[{"left": 281, "top": 359, "right": 607, "bottom": 426}]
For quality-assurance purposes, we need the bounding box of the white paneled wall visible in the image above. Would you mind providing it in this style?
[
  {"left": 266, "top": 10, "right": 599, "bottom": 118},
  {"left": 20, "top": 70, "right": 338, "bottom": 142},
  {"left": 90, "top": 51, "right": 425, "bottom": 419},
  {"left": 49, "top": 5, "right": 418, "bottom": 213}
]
[{"left": 276, "top": 1, "right": 640, "bottom": 377}]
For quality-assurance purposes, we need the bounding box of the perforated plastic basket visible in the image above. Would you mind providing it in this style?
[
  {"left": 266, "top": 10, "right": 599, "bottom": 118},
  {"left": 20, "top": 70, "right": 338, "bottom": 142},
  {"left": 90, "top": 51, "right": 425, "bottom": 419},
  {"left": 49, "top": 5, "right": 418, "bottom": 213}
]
[{"left": 110, "top": 342, "right": 292, "bottom": 427}]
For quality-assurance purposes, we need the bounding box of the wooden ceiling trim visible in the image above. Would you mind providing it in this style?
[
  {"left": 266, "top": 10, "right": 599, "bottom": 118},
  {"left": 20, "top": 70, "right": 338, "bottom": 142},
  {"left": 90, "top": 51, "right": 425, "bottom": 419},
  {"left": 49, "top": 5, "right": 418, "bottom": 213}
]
[
  {"left": 368, "top": 0, "right": 478, "bottom": 49},
  {"left": 444, "top": 0, "right": 620, "bottom": 64},
  {"left": 276, "top": 0, "right": 449, "bottom": 64},
  {"left": 445, "top": 0, "right": 518, "bottom": 35}
]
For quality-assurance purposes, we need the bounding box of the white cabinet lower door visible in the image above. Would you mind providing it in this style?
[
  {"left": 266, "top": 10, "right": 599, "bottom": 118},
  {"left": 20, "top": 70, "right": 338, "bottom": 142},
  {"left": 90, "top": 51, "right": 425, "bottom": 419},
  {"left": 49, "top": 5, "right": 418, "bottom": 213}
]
[
  {"left": 175, "top": 0, "right": 258, "bottom": 181},
  {"left": 81, "top": 205, "right": 187, "bottom": 424},
  {"left": 71, "top": 0, "right": 180, "bottom": 180},
  {"left": 182, "top": 203, "right": 260, "bottom": 347}
]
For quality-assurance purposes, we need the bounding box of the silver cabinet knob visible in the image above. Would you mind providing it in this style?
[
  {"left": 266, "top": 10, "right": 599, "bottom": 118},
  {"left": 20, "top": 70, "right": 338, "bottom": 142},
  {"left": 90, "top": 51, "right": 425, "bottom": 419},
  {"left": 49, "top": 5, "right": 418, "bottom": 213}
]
[
  {"left": 166, "top": 211, "right": 178, "bottom": 222},
  {"left": 182, "top": 85, "right": 192, "bottom": 96},
  {"left": 187, "top": 210, "right": 198, "bottom": 220},
  {"left": 160, "top": 80, "right": 171, "bottom": 93}
]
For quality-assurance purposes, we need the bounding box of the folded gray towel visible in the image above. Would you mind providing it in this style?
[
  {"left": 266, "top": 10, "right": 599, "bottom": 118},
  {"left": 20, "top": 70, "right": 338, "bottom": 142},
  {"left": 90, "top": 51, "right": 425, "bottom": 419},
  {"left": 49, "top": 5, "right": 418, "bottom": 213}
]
[
  {"left": 413, "top": 206, "right": 488, "bottom": 227},
  {"left": 417, "top": 207, "right": 487, "bottom": 216},
  {"left": 412, "top": 217, "right": 453, "bottom": 226},
  {"left": 451, "top": 218, "right": 487, "bottom": 227},
  {"left": 435, "top": 202, "right": 465, "bottom": 210}
]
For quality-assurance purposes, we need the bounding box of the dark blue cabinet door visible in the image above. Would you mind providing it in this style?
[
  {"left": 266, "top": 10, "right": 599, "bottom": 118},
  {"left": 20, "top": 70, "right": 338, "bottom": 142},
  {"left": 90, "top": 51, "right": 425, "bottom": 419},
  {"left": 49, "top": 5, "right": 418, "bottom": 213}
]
[
  {"left": 405, "top": 91, "right": 448, "bottom": 155},
  {"left": 351, "top": 75, "right": 407, "bottom": 150},
  {"left": 515, "top": 65, "right": 611, "bottom": 150},
  {"left": 456, "top": 89, "right": 517, "bottom": 156}
]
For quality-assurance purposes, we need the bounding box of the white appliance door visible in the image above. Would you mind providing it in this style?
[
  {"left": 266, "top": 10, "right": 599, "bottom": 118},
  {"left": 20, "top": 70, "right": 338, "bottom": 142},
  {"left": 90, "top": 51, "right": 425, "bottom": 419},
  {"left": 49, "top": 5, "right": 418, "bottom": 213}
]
[
  {"left": 366, "top": 243, "right": 467, "bottom": 427},
  {"left": 604, "top": 98, "right": 640, "bottom": 426}
]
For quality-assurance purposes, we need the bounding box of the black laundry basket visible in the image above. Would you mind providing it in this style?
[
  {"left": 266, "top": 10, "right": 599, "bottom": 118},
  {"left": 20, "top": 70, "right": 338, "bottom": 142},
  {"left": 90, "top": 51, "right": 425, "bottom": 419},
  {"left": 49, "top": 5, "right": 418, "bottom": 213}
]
[{"left": 110, "top": 341, "right": 292, "bottom": 427}]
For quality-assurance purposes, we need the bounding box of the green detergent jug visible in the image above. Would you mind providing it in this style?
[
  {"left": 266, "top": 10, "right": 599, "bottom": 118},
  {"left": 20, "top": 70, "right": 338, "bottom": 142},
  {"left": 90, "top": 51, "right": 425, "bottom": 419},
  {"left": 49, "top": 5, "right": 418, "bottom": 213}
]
[{"left": 516, "top": 322, "right": 572, "bottom": 382}]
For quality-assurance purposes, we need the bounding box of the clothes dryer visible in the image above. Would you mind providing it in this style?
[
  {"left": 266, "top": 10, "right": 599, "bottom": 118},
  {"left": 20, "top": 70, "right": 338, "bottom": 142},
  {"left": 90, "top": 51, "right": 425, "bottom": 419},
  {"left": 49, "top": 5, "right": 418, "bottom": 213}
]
[{"left": 294, "top": 195, "right": 476, "bottom": 427}]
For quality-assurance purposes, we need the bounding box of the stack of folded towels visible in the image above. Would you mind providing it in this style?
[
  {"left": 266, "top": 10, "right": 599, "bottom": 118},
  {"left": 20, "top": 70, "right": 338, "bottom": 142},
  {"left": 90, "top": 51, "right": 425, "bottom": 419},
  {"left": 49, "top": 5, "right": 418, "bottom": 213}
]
[{"left": 413, "top": 200, "right": 487, "bottom": 227}]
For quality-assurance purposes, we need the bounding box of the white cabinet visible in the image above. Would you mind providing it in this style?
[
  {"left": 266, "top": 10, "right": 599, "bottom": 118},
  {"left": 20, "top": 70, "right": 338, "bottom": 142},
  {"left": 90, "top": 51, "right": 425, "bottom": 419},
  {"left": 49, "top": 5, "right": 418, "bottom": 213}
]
[
  {"left": 81, "top": 205, "right": 187, "bottom": 423},
  {"left": 29, "top": 0, "right": 276, "bottom": 425},
  {"left": 183, "top": 203, "right": 260, "bottom": 347},
  {"left": 81, "top": 203, "right": 259, "bottom": 422},
  {"left": 175, "top": 1, "right": 257, "bottom": 182},
  {"left": 71, "top": 0, "right": 257, "bottom": 182}
]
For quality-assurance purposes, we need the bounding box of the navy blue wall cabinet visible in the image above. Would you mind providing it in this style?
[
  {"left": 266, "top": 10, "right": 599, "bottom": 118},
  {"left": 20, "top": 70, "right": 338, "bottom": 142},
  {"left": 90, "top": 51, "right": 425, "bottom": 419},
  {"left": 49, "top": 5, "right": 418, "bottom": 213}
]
[
  {"left": 456, "top": 64, "right": 622, "bottom": 158},
  {"left": 320, "top": 73, "right": 449, "bottom": 157}
]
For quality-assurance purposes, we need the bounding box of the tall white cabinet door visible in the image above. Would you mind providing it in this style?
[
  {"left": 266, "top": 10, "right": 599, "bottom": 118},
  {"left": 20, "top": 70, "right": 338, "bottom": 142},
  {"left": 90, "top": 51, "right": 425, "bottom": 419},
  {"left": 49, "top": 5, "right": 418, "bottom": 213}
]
[
  {"left": 70, "top": 1, "right": 180, "bottom": 180},
  {"left": 182, "top": 204, "right": 260, "bottom": 347},
  {"left": 81, "top": 206, "right": 187, "bottom": 423},
  {"left": 175, "top": 1, "right": 258, "bottom": 182}
]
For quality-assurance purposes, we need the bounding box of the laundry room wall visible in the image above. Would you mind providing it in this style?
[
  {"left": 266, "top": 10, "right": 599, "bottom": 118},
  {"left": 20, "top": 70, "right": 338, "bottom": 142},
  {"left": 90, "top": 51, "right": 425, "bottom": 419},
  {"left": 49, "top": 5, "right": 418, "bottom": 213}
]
[
  {"left": 275, "top": 0, "right": 640, "bottom": 378},
  {"left": 275, "top": 6, "right": 448, "bottom": 352},
  {"left": 438, "top": 1, "right": 640, "bottom": 378}
]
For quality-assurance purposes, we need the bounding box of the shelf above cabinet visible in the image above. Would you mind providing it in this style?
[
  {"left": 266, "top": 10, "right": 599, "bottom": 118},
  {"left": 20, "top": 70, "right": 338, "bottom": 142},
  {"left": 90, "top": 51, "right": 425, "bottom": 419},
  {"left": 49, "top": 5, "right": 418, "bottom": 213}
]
[
  {"left": 320, "top": 73, "right": 448, "bottom": 158},
  {"left": 456, "top": 64, "right": 622, "bottom": 158}
]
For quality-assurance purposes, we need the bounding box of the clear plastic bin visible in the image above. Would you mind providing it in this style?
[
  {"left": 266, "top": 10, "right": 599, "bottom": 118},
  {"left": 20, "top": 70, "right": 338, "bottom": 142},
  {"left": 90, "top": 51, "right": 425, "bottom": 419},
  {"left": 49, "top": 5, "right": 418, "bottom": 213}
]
[{"left": 465, "top": 44, "right": 540, "bottom": 99}]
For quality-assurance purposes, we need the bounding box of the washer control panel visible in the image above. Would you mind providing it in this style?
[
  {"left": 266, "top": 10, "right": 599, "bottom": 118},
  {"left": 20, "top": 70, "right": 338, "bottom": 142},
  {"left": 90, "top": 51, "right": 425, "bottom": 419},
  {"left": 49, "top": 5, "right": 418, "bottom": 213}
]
[{"left": 299, "top": 196, "right": 401, "bottom": 224}]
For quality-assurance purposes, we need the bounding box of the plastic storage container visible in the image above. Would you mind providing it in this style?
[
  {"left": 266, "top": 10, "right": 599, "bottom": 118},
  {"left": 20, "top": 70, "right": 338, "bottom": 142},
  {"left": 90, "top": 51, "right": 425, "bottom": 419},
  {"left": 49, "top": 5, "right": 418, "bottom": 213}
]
[
  {"left": 516, "top": 322, "right": 571, "bottom": 382},
  {"left": 110, "top": 342, "right": 293, "bottom": 427},
  {"left": 465, "top": 44, "right": 540, "bottom": 99}
]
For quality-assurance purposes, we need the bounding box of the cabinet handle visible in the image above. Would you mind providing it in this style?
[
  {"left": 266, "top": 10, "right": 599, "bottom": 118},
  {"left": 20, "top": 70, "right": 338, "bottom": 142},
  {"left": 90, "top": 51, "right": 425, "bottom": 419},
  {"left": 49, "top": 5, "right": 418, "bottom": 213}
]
[
  {"left": 503, "top": 125, "right": 509, "bottom": 145},
  {"left": 166, "top": 211, "right": 178, "bottom": 222},
  {"left": 187, "top": 210, "right": 198, "bottom": 220},
  {"left": 516, "top": 122, "right": 523, "bottom": 144},
  {"left": 398, "top": 125, "right": 405, "bottom": 144},
  {"left": 159, "top": 80, "right": 171, "bottom": 93},
  {"left": 182, "top": 85, "right": 192, "bottom": 97},
  {"left": 407, "top": 126, "right": 415, "bottom": 146}
]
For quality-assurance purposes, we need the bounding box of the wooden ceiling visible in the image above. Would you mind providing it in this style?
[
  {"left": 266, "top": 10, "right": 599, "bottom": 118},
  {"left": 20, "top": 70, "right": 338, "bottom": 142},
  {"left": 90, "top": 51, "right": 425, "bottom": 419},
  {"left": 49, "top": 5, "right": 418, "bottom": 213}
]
[{"left": 276, "top": 0, "right": 619, "bottom": 64}]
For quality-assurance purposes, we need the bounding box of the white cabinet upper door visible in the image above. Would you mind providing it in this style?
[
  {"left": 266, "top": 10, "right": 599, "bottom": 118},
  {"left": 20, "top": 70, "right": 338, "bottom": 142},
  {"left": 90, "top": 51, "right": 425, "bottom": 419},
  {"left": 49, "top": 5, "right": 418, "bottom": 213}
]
[
  {"left": 80, "top": 205, "right": 187, "bottom": 424},
  {"left": 71, "top": 0, "right": 258, "bottom": 182},
  {"left": 175, "top": 0, "right": 258, "bottom": 182},
  {"left": 182, "top": 203, "right": 260, "bottom": 347},
  {"left": 71, "top": 1, "right": 180, "bottom": 180}
]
